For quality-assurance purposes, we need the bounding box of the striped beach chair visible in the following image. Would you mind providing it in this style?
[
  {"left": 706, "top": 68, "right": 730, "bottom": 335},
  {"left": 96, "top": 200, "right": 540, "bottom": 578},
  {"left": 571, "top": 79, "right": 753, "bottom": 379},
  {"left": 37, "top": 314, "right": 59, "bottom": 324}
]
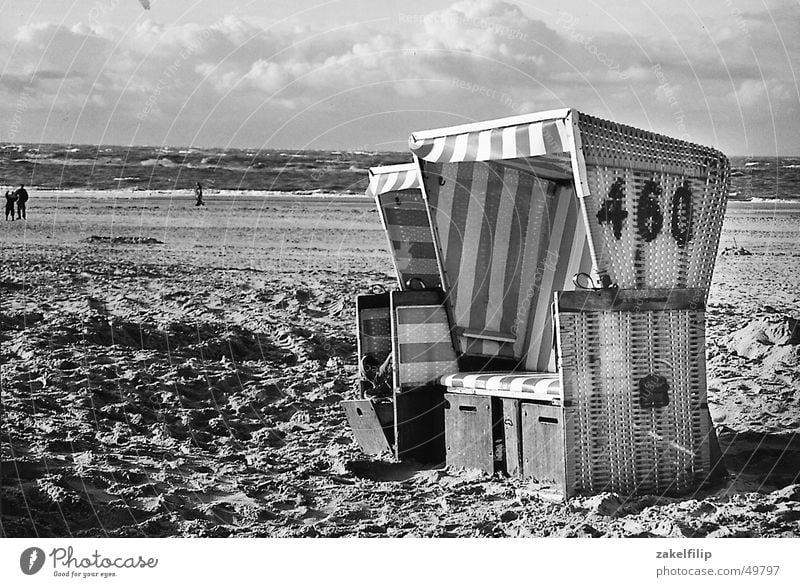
[
  {"left": 342, "top": 110, "right": 728, "bottom": 495},
  {"left": 405, "top": 109, "right": 728, "bottom": 494}
]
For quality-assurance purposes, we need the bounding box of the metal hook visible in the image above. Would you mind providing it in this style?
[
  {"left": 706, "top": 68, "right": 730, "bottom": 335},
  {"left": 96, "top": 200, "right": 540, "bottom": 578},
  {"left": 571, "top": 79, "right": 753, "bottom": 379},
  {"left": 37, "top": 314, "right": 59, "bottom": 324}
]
[
  {"left": 405, "top": 277, "right": 427, "bottom": 290},
  {"left": 572, "top": 272, "right": 597, "bottom": 290}
]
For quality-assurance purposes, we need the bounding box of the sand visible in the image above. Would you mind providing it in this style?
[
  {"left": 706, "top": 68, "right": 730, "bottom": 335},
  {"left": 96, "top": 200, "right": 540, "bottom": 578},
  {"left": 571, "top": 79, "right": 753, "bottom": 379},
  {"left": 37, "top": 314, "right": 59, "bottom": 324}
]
[{"left": 1, "top": 194, "right": 799, "bottom": 537}]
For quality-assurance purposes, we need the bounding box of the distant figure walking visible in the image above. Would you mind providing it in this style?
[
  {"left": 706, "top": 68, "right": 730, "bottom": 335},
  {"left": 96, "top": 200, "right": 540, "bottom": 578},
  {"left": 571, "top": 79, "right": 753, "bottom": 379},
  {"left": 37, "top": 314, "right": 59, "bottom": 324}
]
[
  {"left": 15, "top": 184, "right": 29, "bottom": 220},
  {"left": 5, "top": 190, "right": 17, "bottom": 221},
  {"left": 194, "top": 182, "right": 205, "bottom": 207}
]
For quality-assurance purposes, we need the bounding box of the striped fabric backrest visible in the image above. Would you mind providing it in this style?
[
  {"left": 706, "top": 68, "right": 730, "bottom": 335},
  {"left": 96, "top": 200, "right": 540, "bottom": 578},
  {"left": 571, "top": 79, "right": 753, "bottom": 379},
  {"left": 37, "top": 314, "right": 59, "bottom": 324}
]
[
  {"left": 369, "top": 163, "right": 443, "bottom": 290},
  {"left": 391, "top": 292, "right": 459, "bottom": 391},
  {"left": 378, "top": 190, "right": 442, "bottom": 290},
  {"left": 420, "top": 160, "right": 593, "bottom": 372}
]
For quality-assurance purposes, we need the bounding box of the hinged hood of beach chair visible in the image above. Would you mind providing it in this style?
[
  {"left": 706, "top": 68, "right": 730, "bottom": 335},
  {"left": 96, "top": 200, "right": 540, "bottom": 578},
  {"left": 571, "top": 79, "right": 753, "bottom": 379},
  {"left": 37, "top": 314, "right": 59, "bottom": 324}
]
[
  {"left": 367, "top": 162, "right": 422, "bottom": 197},
  {"left": 409, "top": 108, "right": 573, "bottom": 166}
]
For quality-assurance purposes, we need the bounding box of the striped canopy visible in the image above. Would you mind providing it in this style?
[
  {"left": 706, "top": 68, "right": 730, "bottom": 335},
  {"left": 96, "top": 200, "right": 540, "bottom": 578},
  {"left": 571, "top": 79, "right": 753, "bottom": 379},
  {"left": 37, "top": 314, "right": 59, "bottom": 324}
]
[
  {"left": 409, "top": 113, "right": 570, "bottom": 164},
  {"left": 367, "top": 162, "right": 421, "bottom": 197}
]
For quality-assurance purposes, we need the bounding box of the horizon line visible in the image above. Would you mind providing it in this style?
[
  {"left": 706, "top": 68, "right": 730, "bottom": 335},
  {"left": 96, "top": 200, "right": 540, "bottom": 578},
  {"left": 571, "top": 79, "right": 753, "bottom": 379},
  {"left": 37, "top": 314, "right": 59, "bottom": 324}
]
[{"left": 0, "top": 141, "right": 796, "bottom": 158}]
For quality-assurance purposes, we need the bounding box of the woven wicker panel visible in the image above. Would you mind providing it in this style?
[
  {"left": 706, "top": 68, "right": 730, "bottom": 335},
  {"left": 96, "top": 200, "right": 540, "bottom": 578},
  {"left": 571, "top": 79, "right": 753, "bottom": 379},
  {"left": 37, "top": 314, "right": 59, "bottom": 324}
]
[
  {"left": 558, "top": 307, "right": 710, "bottom": 495},
  {"left": 576, "top": 113, "right": 729, "bottom": 292}
]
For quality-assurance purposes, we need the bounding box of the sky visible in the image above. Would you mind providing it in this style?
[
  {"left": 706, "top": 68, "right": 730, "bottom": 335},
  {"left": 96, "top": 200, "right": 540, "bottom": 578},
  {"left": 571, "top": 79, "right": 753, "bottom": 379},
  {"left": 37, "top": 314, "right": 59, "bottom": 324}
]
[{"left": 0, "top": 0, "right": 797, "bottom": 154}]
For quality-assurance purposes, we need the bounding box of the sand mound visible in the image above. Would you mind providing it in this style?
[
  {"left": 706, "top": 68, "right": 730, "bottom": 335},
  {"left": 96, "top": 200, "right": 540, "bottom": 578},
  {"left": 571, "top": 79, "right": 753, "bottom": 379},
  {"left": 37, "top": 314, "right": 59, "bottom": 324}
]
[
  {"left": 85, "top": 236, "right": 164, "bottom": 245},
  {"left": 720, "top": 246, "right": 753, "bottom": 256},
  {"left": 724, "top": 314, "right": 800, "bottom": 368}
]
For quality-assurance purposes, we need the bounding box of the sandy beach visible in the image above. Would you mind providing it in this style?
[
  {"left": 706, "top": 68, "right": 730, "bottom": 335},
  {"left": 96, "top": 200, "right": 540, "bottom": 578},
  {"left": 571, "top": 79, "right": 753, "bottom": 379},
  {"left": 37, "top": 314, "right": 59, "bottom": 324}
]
[{"left": 2, "top": 193, "right": 798, "bottom": 537}]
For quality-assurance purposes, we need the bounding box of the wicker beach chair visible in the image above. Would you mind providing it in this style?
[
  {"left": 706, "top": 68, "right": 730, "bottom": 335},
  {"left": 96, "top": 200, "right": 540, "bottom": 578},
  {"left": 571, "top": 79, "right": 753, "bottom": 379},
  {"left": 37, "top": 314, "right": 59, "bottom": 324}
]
[
  {"left": 343, "top": 110, "right": 728, "bottom": 495},
  {"left": 408, "top": 109, "right": 728, "bottom": 494}
]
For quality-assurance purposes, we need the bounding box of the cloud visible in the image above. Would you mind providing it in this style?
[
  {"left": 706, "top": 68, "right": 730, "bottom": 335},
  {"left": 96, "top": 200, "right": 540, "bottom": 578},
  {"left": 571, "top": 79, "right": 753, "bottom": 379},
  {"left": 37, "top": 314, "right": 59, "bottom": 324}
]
[
  {"left": 730, "top": 79, "right": 795, "bottom": 108},
  {"left": 0, "top": 0, "right": 796, "bottom": 153}
]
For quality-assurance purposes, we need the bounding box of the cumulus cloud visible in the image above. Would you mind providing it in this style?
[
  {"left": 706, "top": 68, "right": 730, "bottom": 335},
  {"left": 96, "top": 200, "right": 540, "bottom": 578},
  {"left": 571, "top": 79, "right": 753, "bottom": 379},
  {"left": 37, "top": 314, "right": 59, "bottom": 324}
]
[{"left": 0, "top": 0, "right": 796, "bottom": 153}]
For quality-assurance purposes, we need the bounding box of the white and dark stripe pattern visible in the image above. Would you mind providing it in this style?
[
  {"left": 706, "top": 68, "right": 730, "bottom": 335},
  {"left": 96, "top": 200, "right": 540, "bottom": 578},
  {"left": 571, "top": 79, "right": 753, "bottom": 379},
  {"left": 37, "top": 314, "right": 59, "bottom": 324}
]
[
  {"left": 421, "top": 160, "right": 593, "bottom": 371},
  {"left": 409, "top": 119, "right": 569, "bottom": 163},
  {"left": 367, "top": 163, "right": 421, "bottom": 197},
  {"left": 369, "top": 164, "right": 441, "bottom": 290},
  {"left": 441, "top": 372, "right": 561, "bottom": 399},
  {"left": 394, "top": 305, "right": 459, "bottom": 390}
]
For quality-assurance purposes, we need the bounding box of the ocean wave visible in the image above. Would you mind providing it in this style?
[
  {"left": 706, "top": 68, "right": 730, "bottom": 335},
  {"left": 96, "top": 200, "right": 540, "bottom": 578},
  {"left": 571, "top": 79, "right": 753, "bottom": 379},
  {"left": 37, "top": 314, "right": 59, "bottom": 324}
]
[
  {"left": 10, "top": 145, "right": 794, "bottom": 199},
  {"left": 12, "top": 157, "right": 109, "bottom": 167},
  {"left": 141, "top": 158, "right": 179, "bottom": 167}
]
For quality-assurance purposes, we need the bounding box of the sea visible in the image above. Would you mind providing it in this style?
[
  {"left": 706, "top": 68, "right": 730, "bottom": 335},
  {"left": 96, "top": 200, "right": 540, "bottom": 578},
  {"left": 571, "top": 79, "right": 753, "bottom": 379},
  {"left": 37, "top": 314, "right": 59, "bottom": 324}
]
[{"left": 0, "top": 144, "right": 797, "bottom": 200}]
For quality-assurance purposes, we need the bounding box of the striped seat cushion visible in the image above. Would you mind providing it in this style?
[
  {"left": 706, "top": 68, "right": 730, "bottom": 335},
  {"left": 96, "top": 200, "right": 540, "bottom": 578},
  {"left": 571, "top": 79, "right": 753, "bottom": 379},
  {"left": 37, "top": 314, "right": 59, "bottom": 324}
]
[{"left": 441, "top": 372, "right": 561, "bottom": 400}]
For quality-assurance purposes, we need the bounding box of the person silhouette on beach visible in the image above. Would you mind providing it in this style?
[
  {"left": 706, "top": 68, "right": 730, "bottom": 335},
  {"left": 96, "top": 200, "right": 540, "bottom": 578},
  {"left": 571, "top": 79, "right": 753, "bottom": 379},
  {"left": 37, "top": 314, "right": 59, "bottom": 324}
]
[
  {"left": 15, "top": 184, "right": 29, "bottom": 220},
  {"left": 5, "top": 190, "right": 17, "bottom": 221},
  {"left": 194, "top": 182, "right": 205, "bottom": 207}
]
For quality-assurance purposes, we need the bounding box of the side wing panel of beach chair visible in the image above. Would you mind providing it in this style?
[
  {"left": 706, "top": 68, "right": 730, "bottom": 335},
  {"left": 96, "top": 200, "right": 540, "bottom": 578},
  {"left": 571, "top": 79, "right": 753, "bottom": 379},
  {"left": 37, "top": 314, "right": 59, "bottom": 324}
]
[
  {"left": 369, "top": 163, "right": 443, "bottom": 290},
  {"left": 390, "top": 290, "right": 459, "bottom": 392},
  {"left": 572, "top": 112, "right": 729, "bottom": 292},
  {"left": 389, "top": 290, "right": 458, "bottom": 462},
  {"left": 555, "top": 288, "right": 712, "bottom": 496},
  {"left": 341, "top": 292, "right": 395, "bottom": 455},
  {"left": 355, "top": 292, "right": 392, "bottom": 397},
  {"left": 417, "top": 157, "right": 592, "bottom": 372}
]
